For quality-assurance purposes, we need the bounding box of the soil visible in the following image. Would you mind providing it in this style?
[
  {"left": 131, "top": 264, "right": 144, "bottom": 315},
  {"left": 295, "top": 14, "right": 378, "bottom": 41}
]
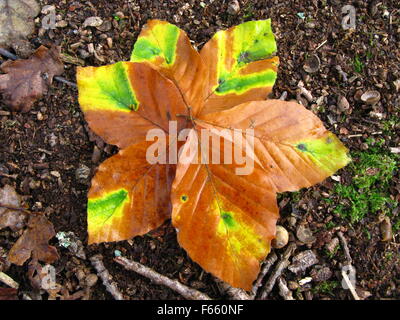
[{"left": 0, "top": 0, "right": 399, "bottom": 300}]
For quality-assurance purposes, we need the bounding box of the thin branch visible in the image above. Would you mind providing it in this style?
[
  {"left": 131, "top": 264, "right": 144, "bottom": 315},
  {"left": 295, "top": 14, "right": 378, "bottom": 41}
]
[
  {"left": 214, "top": 278, "right": 251, "bottom": 300},
  {"left": 341, "top": 269, "right": 360, "bottom": 300},
  {"left": 0, "top": 48, "right": 17, "bottom": 60},
  {"left": 115, "top": 256, "right": 212, "bottom": 300},
  {"left": 0, "top": 203, "right": 30, "bottom": 214},
  {"left": 0, "top": 271, "right": 19, "bottom": 289},
  {"left": 250, "top": 252, "right": 278, "bottom": 299},
  {"left": 277, "top": 276, "right": 294, "bottom": 300},
  {"left": 258, "top": 243, "right": 296, "bottom": 300},
  {"left": 0, "top": 48, "right": 77, "bottom": 89},
  {"left": 90, "top": 255, "right": 124, "bottom": 300},
  {"left": 338, "top": 231, "right": 352, "bottom": 264},
  {"left": 337, "top": 231, "right": 361, "bottom": 300}
]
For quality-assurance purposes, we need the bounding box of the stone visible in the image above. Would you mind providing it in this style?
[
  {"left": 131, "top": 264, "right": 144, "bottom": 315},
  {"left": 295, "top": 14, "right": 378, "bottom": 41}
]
[
  {"left": 289, "top": 250, "right": 318, "bottom": 274},
  {"left": 227, "top": 0, "right": 240, "bottom": 15}
]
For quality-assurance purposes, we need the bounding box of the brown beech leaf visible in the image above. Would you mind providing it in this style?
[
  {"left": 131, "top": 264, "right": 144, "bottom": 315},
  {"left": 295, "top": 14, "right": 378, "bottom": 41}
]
[
  {"left": 0, "top": 0, "right": 40, "bottom": 47},
  {"left": 0, "top": 45, "right": 64, "bottom": 112},
  {"left": 130, "top": 20, "right": 208, "bottom": 116},
  {"left": 8, "top": 214, "right": 59, "bottom": 266},
  {"left": 0, "top": 185, "right": 27, "bottom": 232},
  {"left": 172, "top": 100, "right": 350, "bottom": 289},
  {"left": 200, "top": 20, "right": 279, "bottom": 115},
  {"left": 87, "top": 140, "right": 176, "bottom": 244},
  {"left": 77, "top": 19, "right": 350, "bottom": 290},
  {"left": 0, "top": 288, "right": 18, "bottom": 300},
  {"left": 198, "top": 100, "right": 351, "bottom": 192},
  {"left": 172, "top": 128, "right": 279, "bottom": 290},
  {"left": 77, "top": 62, "right": 189, "bottom": 149}
]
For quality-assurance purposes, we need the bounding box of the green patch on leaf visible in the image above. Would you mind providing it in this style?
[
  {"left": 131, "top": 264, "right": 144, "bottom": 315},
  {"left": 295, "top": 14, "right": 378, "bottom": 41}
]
[
  {"left": 77, "top": 62, "right": 139, "bottom": 112},
  {"left": 88, "top": 189, "right": 129, "bottom": 230},
  {"left": 295, "top": 133, "right": 351, "bottom": 174},
  {"left": 216, "top": 70, "right": 277, "bottom": 95},
  {"left": 213, "top": 19, "right": 278, "bottom": 95},
  {"left": 131, "top": 39, "right": 162, "bottom": 61},
  {"left": 221, "top": 211, "right": 236, "bottom": 228},
  {"left": 131, "top": 21, "right": 180, "bottom": 66}
]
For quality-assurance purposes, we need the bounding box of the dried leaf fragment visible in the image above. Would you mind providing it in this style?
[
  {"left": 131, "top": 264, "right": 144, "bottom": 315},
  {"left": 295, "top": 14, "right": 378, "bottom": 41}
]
[
  {"left": 8, "top": 214, "right": 59, "bottom": 266},
  {"left": 0, "top": 185, "right": 27, "bottom": 231},
  {"left": 0, "top": 45, "right": 64, "bottom": 112}
]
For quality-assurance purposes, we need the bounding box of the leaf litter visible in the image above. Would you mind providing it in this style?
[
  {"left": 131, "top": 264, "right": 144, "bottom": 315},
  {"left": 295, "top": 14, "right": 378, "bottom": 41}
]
[{"left": 0, "top": 45, "right": 64, "bottom": 112}]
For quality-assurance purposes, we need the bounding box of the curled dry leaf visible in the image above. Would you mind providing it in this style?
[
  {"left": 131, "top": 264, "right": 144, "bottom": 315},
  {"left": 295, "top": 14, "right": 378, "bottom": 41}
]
[
  {"left": 0, "top": 0, "right": 40, "bottom": 47},
  {"left": 8, "top": 214, "right": 59, "bottom": 266},
  {"left": 0, "top": 45, "right": 64, "bottom": 112},
  {"left": 0, "top": 185, "right": 27, "bottom": 232},
  {"left": 77, "top": 19, "right": 350, "bottom": 290}
]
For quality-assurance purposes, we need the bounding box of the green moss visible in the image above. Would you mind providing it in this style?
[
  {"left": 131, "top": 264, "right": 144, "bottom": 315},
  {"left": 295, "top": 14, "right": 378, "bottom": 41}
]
[
  {"left": 353, "top": 54, "right": 364, "bottom": 73},
  {"left": 313, "top": 281, "right": 339, "bottom": 295},
  {"left": 328, "top": 139, "right": 399, "bottom": 223}
]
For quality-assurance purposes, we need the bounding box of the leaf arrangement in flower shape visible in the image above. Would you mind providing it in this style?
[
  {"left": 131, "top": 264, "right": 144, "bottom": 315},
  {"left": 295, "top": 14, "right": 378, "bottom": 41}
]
[{"left": 77, "top": 19, "right": 350, "bottom": 290}]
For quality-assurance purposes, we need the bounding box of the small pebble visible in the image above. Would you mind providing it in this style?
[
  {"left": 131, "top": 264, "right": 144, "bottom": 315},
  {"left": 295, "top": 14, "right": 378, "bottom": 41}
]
[
  {"left": 380, "top": 216, "right": 392, "bottom": 242},
  {"left": 271, "top": 225, "right": 289, "bottom": 249},
  {"left": 85, "top": 274, "right": 98, "bottom": 287},
  {"left": 289, "top": 250, "right": 318, "bottom": 274},
  {"left": 83, "top": 17, "right": 104, "bottom": 28},
  {"left": 227, "top": 0, "right": 240, "bottom": 15},
  {"left": 296, "top": 225, "right": 316, "bottom": 244},
  {"left": 114, "top": 250, "right": 122, "bottom": 257},
  {"left": 75, "top": 164, "right": 91, "bottom": 183},
  {"left": 325, "top": 237, "right": 339, "bottom": 254},
  {"left": 337, "top": 96, "right": 350, "bottom": 113}
]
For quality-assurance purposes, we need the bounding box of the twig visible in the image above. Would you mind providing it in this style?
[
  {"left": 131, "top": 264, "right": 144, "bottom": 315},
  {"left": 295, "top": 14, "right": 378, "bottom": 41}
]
[
  {"left": 0, "top": 271, "right": 19, "bottom": 289},
  {"left": 258, "top": 243, "right": 296, "bottom": 300},
  {"left": 337, "top": 231, "right": 352, "bottom": 264},
  {"left": 90, "top": 255, "right": 124, "bottom": 300},
  {"left": 214, "top": 278, "right": 251, "bottom": 300},
  {"left": 115, "top": 256, "right": 211, "bottom": 300},
  {"left": 337, "top": 231, "right": 361, "bottom": 300},
  {"left": 278, "top": 91, "right": 288, "bottom": 101},
  {"left": 277, "top": 277, "right": 294, "bottom": 300},
  {"left": 348, "top": 134, "right": 363, "bottom": 138},
  {"left": 0, "top": 173, "right": 18, "bottom": 179},
  {"left": 297, "top": 81, "right": 313, "bottom": 102},
  {"left": 0, "top": 203, "right": 30, "bottom": 214},
  {"left": 0, "top": 48, "right": 17, "bottom": 60},
  {"left": 54, "top": 76, "right": 77, "bottom": 88},
  {"left": 341, "top": 269, "right": 360, "bottom": 300},
  {"left": 0, "top": 48, "right": 77, "bottom": 89},
  {"left": 315, "top": 39, "right": 327, "bottom": 51},
  {"left": 250, "top": 252, "right": 278, "bottom": 299}
]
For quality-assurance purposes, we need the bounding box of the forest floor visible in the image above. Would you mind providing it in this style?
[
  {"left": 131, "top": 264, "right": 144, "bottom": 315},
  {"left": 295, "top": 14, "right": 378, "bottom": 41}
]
[{"left": 0, "top": 0, "right": 399, "bottom": 300}]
